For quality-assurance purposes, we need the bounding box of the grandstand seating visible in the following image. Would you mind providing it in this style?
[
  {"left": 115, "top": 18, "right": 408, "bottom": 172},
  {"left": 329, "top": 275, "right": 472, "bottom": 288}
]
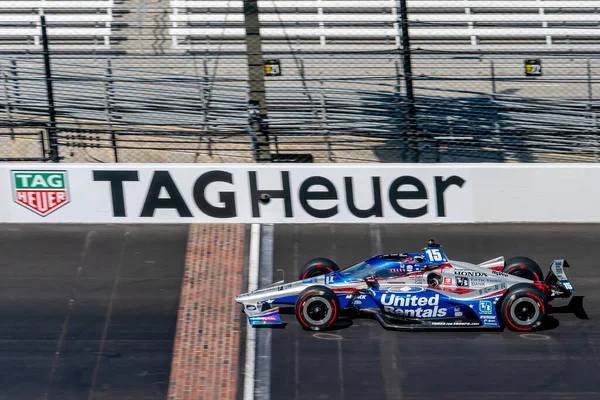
[
  {"left": 169, "top": 0, "right": 400, "bottom": 51},
  {"left": 2, "top": 0, "right": 600, "bottom": 53},
  {"left": 0, "top": 1, "right": 113, "bottom": 51},
  {"left": 169, "top": 0, "right": 600, "bottom": 52}
]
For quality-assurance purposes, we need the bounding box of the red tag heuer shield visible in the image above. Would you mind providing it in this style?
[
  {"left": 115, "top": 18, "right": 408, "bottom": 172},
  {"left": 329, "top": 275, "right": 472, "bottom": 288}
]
[{"left": 11, "top": 170, "right": 70, "bottom": 216}]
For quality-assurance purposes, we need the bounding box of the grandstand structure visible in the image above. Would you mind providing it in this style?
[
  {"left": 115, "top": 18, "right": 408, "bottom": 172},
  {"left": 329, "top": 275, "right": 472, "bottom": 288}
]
[
  {"left": 169, "top": 0, "right": 600, "bottom": 53},
  {"left": 1, "top": 1, "right": 600, "bottom": 53},
  {"left": 0, "top": 1, "right": 113, "bottom": 51}
]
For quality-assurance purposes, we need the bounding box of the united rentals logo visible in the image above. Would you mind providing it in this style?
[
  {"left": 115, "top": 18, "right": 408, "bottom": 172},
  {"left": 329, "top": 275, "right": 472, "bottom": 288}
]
[{"left": 11, "top": 170, "right": 70, "bottom": 216}]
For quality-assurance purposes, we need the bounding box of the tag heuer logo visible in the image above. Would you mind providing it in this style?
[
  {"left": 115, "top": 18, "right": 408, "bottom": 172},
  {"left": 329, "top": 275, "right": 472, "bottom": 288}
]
[{"left": 11, "top": 170, "right": 70, "bottom": 216}]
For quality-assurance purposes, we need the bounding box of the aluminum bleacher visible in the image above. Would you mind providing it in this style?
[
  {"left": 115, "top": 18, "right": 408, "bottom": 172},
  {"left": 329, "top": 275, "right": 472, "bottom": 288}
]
[
  {"left": 0, "top": 0, "right": 113, "bottom": 51},
  {"left": 169, "top": 0, "right": 600, "bottom": 52},
  {"left": 169, "top": 0, "right": 401, "bottom": 52}
]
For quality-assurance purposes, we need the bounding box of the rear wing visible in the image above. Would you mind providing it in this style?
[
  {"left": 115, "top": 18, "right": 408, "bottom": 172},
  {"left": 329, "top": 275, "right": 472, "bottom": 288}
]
[{"left": 545, "top": 260, "right": 574, "bottom": 298}]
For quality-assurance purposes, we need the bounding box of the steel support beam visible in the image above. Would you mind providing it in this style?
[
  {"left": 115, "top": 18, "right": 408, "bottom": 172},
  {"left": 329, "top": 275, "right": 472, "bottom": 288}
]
[{"left": 243, "top": 0, "right": 271, "bottom": 162}]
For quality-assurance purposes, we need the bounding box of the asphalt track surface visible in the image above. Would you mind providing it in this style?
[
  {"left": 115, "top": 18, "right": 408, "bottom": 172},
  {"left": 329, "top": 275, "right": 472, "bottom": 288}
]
[
  {"left": 0, "top": 224, "right": 188, "bottom": 400},
  {"left": 268, "top": 224, "right": 600, "bottom": 400}
]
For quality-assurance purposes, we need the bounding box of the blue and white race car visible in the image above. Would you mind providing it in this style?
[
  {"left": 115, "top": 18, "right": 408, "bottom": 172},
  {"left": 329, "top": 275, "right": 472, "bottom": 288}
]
[{"left": 234, "top": 239, "right": 575, "bottom": 332}]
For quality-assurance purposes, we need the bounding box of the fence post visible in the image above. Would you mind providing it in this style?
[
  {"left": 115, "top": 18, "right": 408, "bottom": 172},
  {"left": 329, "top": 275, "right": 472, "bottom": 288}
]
[
  {"left": 193, "top": 55, "right": 210, "bottom": 162},
  {"left": 41, "top": 15, "right": 59, "bottom": 162},
  {"left": 394, "top": 55, "right": 407, "bottom": 160},
  {"left": 200, "top": 55, "right": 209, "bottom": 139},
  {"left": 490, "top": 59, "right": 497, "bottom": 95},
  {"left": 39, "top": 130, "right": 47, "bottom": 162},
  {"left": 104, "top": 57, "right": 118, "bottom": 162},
  {"left": 2, "top": 65, "right": 14, "bottom": 138},
  {"left": 319, "top": 80, "right": 332, "bottom": 161},
  {"left": 9, "top": 59, "right": 20, "bottom": 108},
  {"left": 587, "top": 58, "right": 599, "bottom": 161},
  {"left": 587, "top": 58, "right": 593, "bottom": 103},
  {"left": 489, "top": 58, "right": 503, "bottom": 153},
  {"left": 397, "top": 0, "right": 418, "bottom": 162},
  {"left": 243, "top": 0, "right": 271, "bottom": 162}
]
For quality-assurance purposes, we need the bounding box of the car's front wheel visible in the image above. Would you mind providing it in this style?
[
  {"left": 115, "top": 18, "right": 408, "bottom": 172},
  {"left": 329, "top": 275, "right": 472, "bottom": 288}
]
[
  {"left": 295, "top": 286, "right": 340, "bottom": 331},
  {"left": 499, "top": 284, "right": 548, "bottom": 331}
]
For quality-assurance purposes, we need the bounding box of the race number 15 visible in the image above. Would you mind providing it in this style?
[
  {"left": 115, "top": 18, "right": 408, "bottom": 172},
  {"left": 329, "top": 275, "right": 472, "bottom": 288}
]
[{"left": 425, "top": 249, "right": 444, "bottom": 262}]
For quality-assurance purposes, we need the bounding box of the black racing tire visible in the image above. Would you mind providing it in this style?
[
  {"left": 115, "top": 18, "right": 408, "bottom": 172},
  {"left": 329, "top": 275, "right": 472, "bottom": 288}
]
[
  {"left": 295, "top": 285, "right": 340, "bottom": 331},
  {"left": 503, "top": 256, "right": 544, "bottom": 281},
  {"left": 499, "top": 284, "right": 548, "bottom": 331},
  {"left": 298, "top": 257, "right": 339, "bottom": 280}
]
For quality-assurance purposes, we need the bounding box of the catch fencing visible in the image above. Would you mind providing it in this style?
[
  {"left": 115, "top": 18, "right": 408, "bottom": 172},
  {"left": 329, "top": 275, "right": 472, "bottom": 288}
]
[
  {"left": 3, "top": 1, "right": 600, "bottom": 163},
  {"left": 2, "top": 53, "right": 600, "bottom": 163}
]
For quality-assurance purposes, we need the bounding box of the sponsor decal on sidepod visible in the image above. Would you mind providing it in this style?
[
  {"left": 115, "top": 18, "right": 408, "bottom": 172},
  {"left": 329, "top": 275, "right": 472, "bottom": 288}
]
[{"left": 381, "top": 293, "right": 447, "bottom": 318}]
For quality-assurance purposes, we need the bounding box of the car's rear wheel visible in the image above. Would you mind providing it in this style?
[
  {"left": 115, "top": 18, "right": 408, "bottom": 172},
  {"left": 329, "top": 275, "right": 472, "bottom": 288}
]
[
  {"left": 503, "top": 256, "right": 544, "bottom": 281},
  {"left": 295, "top": 285, "right": 340, "bottom": 331},
  {"left": 298, "top": 257, "right": 339, "bottom": 280},
  {"left": 499, "top": 284, "right": 548, "bottom": 331}
]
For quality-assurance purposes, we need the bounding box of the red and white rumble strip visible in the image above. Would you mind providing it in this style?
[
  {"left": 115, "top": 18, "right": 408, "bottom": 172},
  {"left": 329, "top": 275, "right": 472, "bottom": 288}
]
[{"left": 168, "top": 224, "right": 246, "bottom": 400}]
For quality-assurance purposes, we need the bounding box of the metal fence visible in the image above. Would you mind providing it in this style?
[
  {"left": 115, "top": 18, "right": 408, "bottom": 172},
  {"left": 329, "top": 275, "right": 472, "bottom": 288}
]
[
  {"left": 3, "top": 1, "right": 600, "bottom": 163},
  {"left": 2, "top": 52, "right": 600, "bottom": 163}
]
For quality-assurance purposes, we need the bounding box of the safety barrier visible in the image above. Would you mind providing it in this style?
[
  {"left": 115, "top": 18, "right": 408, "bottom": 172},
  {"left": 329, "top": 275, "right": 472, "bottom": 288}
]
[{"left": 2, "top": 163, "right": 599, "bottom": 223}]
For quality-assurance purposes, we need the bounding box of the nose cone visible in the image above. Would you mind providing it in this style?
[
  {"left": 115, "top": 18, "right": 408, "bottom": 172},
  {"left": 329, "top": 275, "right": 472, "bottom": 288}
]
[{"left": 234, "top": 294, "right": 246, "bottom": 303}]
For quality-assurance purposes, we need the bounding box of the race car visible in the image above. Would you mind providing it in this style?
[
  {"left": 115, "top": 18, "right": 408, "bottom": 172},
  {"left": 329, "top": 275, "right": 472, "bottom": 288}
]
[{"left": 234, "top": 239, "right": 575, "bottom": 332}]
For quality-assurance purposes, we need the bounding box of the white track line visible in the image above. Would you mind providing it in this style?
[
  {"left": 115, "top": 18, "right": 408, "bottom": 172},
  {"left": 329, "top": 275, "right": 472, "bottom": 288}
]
[
  {"left": 244, "top": 223, "right": 261, "bottom": 400},
  {"left": 256, "top": 224, "right": 274, "bottom": 400}
]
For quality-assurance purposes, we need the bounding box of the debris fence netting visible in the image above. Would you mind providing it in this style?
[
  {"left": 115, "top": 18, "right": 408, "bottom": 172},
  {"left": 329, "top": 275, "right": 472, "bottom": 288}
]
[
  {"left": 2, "top": 54, "right": 599, "bottom": 163},
  {"left": 2, "top": 0, "right": 600, "bottom": 163}
]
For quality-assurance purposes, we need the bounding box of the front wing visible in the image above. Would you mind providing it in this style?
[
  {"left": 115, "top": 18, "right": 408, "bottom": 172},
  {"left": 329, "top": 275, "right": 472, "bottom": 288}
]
[{"left": 247, "top": 307, "right": 283, "bottom": 326}]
